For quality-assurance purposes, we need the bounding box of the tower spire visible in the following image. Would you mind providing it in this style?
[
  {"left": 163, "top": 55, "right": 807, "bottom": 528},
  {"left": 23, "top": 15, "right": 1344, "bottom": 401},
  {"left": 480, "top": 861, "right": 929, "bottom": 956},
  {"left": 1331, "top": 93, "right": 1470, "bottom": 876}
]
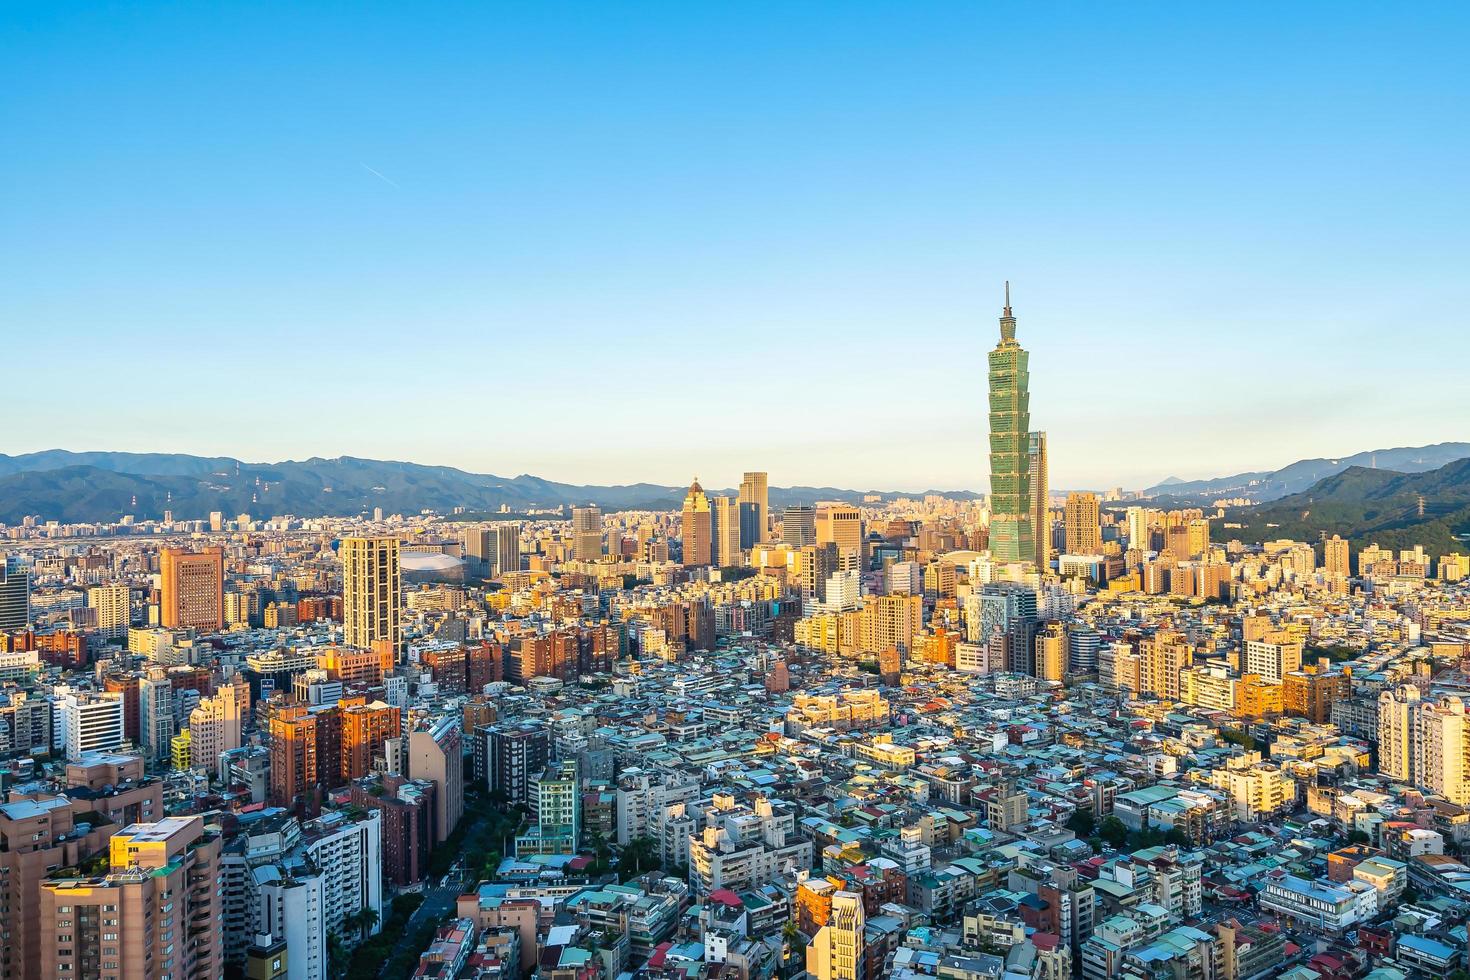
[{"left": 1004, "top": 280, "right": 1011, "bottom": 318}]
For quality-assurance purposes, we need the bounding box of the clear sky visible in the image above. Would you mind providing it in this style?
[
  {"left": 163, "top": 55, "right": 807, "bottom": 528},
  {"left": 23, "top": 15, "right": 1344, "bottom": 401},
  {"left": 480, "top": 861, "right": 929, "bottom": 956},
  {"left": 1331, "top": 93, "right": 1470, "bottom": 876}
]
[{"left": 5, "top": 2, "right": 1468, "bottom": 492}]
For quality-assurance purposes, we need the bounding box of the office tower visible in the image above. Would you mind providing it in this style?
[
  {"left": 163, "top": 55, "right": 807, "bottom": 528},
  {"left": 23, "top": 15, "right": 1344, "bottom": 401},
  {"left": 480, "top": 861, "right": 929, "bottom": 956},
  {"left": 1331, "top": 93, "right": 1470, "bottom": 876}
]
[
  {"left": 800, "top": 543, "right": 839, "bottom": 603},
  {"left": 571, "top": 505, "right": 603, "bottom": 561},
  {"left": 681, "top": 478, "right": 712, "bottom": 567},
  {"left": 408, "top": 715, "right": 464, "bottom": 843},
  {"left": 268, "top": 704, "right": 318, "bottom": 806},
  {"left": 1324, "top": 535, "right": 1351, "bottom": 577},
  {"left": 159, "top": 546, "right": 225, "bottom": 630},
  {"left": 739, "top": 471, "right": 769, "bottom": 543},
  {"left": 0, "top": 558, "right": 32, "bottom": 629},
  {"left": 987, "top": 284, "right": 1035, "bottom": 564},
  {"left": 1028, "top": 431, "right": 1049, "bottom": 570},
  {"left": 87, "top": 583, "right": 130, "bottom": 639},
  {"left": 209, "top": 510, "right": 224, "bottom": 532},
  {"left": 1064, "top": 491, "right": 1101, "bottom": 555},
  {"left": 485, "top": 724, "right": 551, "bottom": 803},
  {"left": 1068, "top": 624, "right": 1101, "bottom": 675},
  {"left": 138, "top": 667, "right": 176, "bottom": 766},
  {"left": 711, "top": 495, "right": 743, "bottom": 568},
  {"left": 816, "top": 503, "right": 863, "bottom": 552},
  {"left": 40, "top": 816, "right": 222, "bottom": 980},
  {"left": 738, "top": 501, "right": 763, "bottom": 550},
  {"left": 1036, "top": 621, "right": 1067, "bottom": 681},
  {"left": 807, "top": 889, "right": 865, "bottom": 980},
  {"left": 341, "top": 535, "right": 403, "bottom": 662},
  {"left": 57, "top": 691, "right": 125, "bottom": 760},
  {"left": 782, "top": 505, "right": 817, "bottom": 548},
  {"left": 493, "top": 522, "right": 521, "bottom": 575}
]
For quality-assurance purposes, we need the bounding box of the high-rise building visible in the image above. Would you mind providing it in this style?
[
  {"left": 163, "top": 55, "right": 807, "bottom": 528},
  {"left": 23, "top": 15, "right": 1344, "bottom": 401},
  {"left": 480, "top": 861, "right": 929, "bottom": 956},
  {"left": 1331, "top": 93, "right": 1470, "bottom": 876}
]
[
  {"left": 341, "top": 536, "right": 402, "bottom": 663},
  {"left": 782, "top": 505, "right": 817, "bottom": 548},
  {"left": 1324, "top": 535, "right": 1351, "bottom": 578},
  {"left": 518, "top": 760, "right": 580, "bottom": 856},
  {"left": 484, "top": 723, "right": 551, "bottom": 803},
  {"left": 138, "top": 667, "right": 176, "bottom": 766},
  {"left": 681, "top": 479, "right": 712, "bottom": 567},
  {"left": 408, "top": 715, "right": 464, "bottom": 843},
  {"left": 1064, "top": 491, "right": 1102, "bottom": 555},
  {"left": 807, "top": 889, "right": 865, "bottom": 980},
  {"left": 816, "top": 503, "right": 863, "bottom": 553},
  {"left": 735, "top": 470, "right": 770, "bottom": 540},
  {"left": 159, "top": 546, "right": 224, "bottom": 630},
  {"left": 187, "top": 682, "right": 245, "bottom": 774},
  {"left": 40, "top": 816, "right": 222, "bottom": 980},
  {"left": 57, "top": 691, "right": 126, "bottom": 761},
  {"left": 571, "top": 506, "right": 603, "bottom": 562},
  {"left": 492, "top": 523, "right": 521, "bottom": 576},
  {"left": 739, "top": 472, "right": 769, "bottom": 543},
  {"left": 987, "top": 284, "right": 1034, "bottom": 564},
  {"left": 711, "top": 495, "right": 742, "bottom": 568},
  {"left": 268, "top": 704, "right": 319, "bottom": 806},
  {"left": 1036, "top": 621, "right": 1067, "bottom": 682},
  {"left": 1028, "top": 431, "right": 1049, "bottom": 570},
  {"left": 341, "top": 698, "right": 401, "bottom": 781},
  {"left": 1379, "top": 686, "right": 1470, "bottom": 805},
  {"left": 87, "top": 583, "right": 131, "bottom": 639},
  {"left": 0, "top": 558, "right": 31, "bottom": 630}
]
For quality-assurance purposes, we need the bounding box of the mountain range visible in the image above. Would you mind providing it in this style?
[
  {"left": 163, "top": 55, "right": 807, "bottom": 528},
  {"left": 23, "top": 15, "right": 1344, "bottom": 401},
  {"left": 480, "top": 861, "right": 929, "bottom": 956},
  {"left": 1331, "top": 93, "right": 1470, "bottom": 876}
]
[
  {"left": 1144, "top": 443, "right": 1470, "bottom": 502},
  {"left": 1222, "top": 456, "right": 1470, "bottom": 556},
  {"left": 0, "top": 450, "right": 980, "bottom": 524}
]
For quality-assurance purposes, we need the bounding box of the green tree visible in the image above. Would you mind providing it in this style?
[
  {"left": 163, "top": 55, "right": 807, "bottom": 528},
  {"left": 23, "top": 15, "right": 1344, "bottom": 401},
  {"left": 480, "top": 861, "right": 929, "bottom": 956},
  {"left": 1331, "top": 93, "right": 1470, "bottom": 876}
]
[
  {"left": 1066, "top": 810, "right": 1096, "bottom": 837},
  {"left": 1099, "top": 816, "right": 1128, "bottom": 848}
]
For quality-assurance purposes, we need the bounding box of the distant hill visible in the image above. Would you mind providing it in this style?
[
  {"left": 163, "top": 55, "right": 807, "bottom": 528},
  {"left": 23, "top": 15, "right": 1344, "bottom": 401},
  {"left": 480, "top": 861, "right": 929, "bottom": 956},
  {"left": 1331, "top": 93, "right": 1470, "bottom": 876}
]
[
  {"left": 1144, "top": 442, "right": 1470, "bottom": 502},
  {"left": 1223, "top": 457, "right": 1470, "bottom": 556},
  {"left": 0, "top": 450, "right": 980, "bottom": 524}
]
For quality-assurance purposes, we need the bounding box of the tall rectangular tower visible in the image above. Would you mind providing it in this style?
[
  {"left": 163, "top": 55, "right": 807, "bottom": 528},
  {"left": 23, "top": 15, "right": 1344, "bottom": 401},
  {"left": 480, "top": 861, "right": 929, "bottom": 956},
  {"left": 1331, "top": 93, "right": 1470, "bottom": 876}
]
[
  {"left": 739, "top": 472, "right": 769, "bottom": 543},
  {"left": 987, "top": 284, "right": 1034, "bottom": 564},
  {"left": 1028, "top": 431, "right": 1048, "bottom": 571},
  {"left": 341, "top": 536, "right": 402, "bottom": 660},
  {"left": 159, "top": 547, "right": 223, "bottom": 630}
]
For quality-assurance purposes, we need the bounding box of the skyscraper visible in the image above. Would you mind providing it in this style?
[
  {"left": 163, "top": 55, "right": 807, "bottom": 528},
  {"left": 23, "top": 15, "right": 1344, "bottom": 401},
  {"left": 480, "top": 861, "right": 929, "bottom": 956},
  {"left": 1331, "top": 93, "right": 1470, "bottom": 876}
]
[
  {"left": 739, "top": 471, "right": 769, "bottom": 543},
  {"left": 571, "top": 505, "right": 603, "bottom": 562},
  {"left": 681, "top": 479, "right": 712, "bottom": 567},
  {"left": 341, "top": 535, "right": 403, "bottom": 662},
  {"left": 0, "top": 558, "right": 31, "bottom": 629},
  {"left": 1028, "top": 431, "right": 1048, "bottom": 570},
  {"left": 159, "top": 547, "right": 224, "bottom": 630},
  {"left": 782, "top": 505, "right": 817, "bottom": 548},
  {"left": 987, "top": 283, "right": 1034, "bottom": 564},
  {"left": 711, "top": 495, "right": 742, "bottom": 568},
  {"left": 87, "top": 583, "right": 130, "bottom": 639},
  {"left": 1324, "top": 534, "right": 1351, "bottom": 577},
  {"left": 1064, "top": 491, "right": 1101, "bottom": 555}
]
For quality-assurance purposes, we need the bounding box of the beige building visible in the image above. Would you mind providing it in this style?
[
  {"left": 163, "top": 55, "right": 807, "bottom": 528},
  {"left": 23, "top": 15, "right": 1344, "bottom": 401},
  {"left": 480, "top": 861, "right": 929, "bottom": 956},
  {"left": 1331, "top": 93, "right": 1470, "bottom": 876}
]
[
  {"left": 87, "top": 584, "right": 131, "bottom": 639},
  {"left": 40, "top": 815, "right": 221, "bottom": 980},
  {"left": 159, "top": 546, "right": 224, "bottom": 630},
  {"left": 681, "top": 479, "right": 712, "bottom": 567},
  {"left": 1064, "top": 492, "right": 1101, "bottom": 555},
  {"left": 342, "top": 535, "right": 403, "bottom": 663},
  {"left": 807, "top": 889, "right": 864, "bottom": 980},
  {"left": 571, "top": 506, "right": 603, "bottom": 562}
]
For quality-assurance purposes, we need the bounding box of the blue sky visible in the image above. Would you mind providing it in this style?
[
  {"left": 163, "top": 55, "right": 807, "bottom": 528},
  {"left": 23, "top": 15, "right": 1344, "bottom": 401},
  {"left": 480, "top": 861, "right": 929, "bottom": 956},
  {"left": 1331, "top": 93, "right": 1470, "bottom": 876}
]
[{"left": 5, "top": 2, "right": 1468, "bottom": 491}]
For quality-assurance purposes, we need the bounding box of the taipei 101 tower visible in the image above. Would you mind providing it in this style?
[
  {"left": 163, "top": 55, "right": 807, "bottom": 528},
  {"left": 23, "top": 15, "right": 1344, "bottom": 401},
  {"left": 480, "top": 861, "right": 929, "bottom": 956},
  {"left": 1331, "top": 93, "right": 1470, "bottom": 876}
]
[{"left": 987, "top": 283, "right": 1034, "bottom": 563}]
